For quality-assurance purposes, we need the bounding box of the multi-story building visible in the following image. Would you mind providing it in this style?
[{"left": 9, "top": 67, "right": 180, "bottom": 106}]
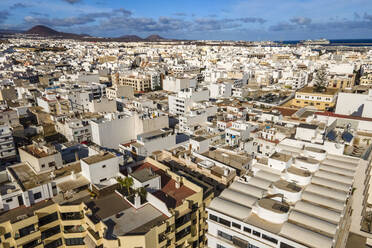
[
  {"left": 360, "top": 73, "right": 372, "bottom": 86},
  {"left": 292, "top": 87, "right": 338, "bottom": 110},
  {"left": 19, "top": 143, "right": 63, "bottom": 173},
  {"left": 168, "top": 88, "right": 210, "bottom": 115},
  {"left": 37, "top": 94, "right": 70, "bottom": 116},
  {"left": 207, "top": 146, "right": 359, "bottom": 248},
  {"left": 0, "top": 123, "right": 16, "bottom": 163},
  {"left": 117, "top": 74, "right": 151, "bottom": 92},
  {"left": 327, "top": 73, "right": 356, "bottom": 90},
  {"left": 0, "top": 85, "right": 17, "bottom": 102},
  {"left": 163, "top": 76, "right": 197, "bottom": 93},
  {"left": 55, "top": 118, "right": 92, "bottom": 143},
  {"left": 105, "top": 85, "right": 134, "bottom": 100},
  {"left": 0, "top": 157, "right": 210, "bottom": 248}
]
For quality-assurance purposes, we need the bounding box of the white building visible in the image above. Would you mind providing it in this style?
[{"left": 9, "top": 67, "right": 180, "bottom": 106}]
[
  {"left": 168, "top": 88, "right": 209, "bottom": 115},
  {"left": 81, "top": 152, "right": 119, "bottom": 185},
  {"left": 163, "top": 76, "right": 197, "bottom": 92},
  {"left": 90, "top": 111, "right": 169, "bottom": 149},
  {"left": 207, "top": 147, "right": 359, "bottom": 248},
  {"left": 0, "top": 124, "right": 16, "bottom": 162}
]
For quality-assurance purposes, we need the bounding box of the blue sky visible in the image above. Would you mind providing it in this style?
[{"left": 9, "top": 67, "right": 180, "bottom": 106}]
[{"left": 1, "top": 0, "right": 372, "bottom": 40}]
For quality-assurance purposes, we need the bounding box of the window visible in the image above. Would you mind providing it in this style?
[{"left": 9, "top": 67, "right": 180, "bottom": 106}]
[
  {"left": 218, "top": 217, "right": 231, "bottom": 227},
  {"left": 44, "top": 238, "right": 63, "bottom": 248},
  {"left": 100, "top": 178, "right": 107, "bottom": 182},
  {"left": 217, "top": 230, "right": 232, "bottom": 241},
  {"left": 102, "top": 165, "right": 106, "bottom": 168},
  {"left": 48, "top": 162, "right": 56, "bottom": 167},
  {"left": 209, "top": 214, "right": 218, "bottom": 222},
  {"left": 232, "top": 222, "right": 241, "bottom": 229},
  {"left": 39, "top": 212, "right": 59, "bottom": 226},
  {"left": 5, "top": 198, "right": 12, "bottom": 203},
  {"left": 243, "top": 227, "right": 251, "bottom": 233},
  {"left": 262, "top": 234, "right": 278, "bottom": 244},
  {"left": 34, "top": 192, "right": 42, "bottom": 200},
  {"left": 217, "top": 244, "right": 227, "bottom": 248},
  {"left": 280, "top": 242, "right": 295, "bottom": 248},
  {"left": 64, "top": 238, "right": 84, "bottom": 246},
  {"left": 41, "top": 164, "right": 45, "bottom": 168},
  {"left": 4, "top": 232, "right": 11, "bottom": 239},
  {"left": 252, "top": 230, "right": 260, "bottom": 237}
]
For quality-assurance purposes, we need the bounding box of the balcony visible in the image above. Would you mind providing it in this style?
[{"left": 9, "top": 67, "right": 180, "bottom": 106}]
[
  {"left": 64, "top": 225, "right": 85, "bottom": 234},
  {"left": 41, "top": 225, "right": 61, "bottom": 240},
  {"left": 16, "top": 232, "right": 42, "bottom": 247},
  {"left": 15, "top": 224, "right": 37, "bottom": 240},
  {"left": 61, "top": 212, "right": 84, "bottom": 221},
  {"left": 87, "top": 227, "right": 100, "bottom": 241},
  {"left": 38, "top": 212, "right": 59, "bottom": 227}
]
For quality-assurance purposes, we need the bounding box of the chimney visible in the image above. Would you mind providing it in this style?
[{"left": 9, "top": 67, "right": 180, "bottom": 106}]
[{"left": 175, "top": 177, "right": 182, "bottom": 189}]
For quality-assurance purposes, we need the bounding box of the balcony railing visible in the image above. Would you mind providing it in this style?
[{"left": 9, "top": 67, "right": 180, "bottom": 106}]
[
  {"left": 64, "top": 225, "right": 85, "bottom": 233},
  {"left": 61, "top": 212, "right": 84, "bottom": 221}
]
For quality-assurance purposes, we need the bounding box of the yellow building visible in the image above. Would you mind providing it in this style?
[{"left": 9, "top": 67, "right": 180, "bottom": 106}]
[
  {"left": 327, "top": 73, "right": 356, "bottom": 89},
  {"left": 360, "top": 73, "right": 372, "bottom": 86},
  {"left": 292, "top": 87, "right": 338, "bottom": 110},
  {"left": 0, "top": 157, "right": 212, "bottom": 248},
  {"left": 117, "top": 75, "right": 151, "bottom": 92}
]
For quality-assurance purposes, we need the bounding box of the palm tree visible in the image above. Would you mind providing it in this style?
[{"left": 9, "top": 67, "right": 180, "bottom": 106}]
[
  {"left": 123, "top": 176, "right": 134, "bottom": 195},
  {"left": 116, "top": 177, "right": 125, "bottom": 190},
  {"left": 363, "top": 138, "right": 371, "bottom": 146},
  {"left": 136, "top": 187, "right": 147, "bottom": 202},
  {"left": 313, "top": 66, "right": 328, "bottom": 92}
]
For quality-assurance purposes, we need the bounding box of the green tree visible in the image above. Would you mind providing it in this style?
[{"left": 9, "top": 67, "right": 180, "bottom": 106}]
[
  {"left": 123, "top": 176, "right": 134, "bottom": 195},
  {"left": 136, "top": 187, "right": 147, "bottom": 202},
  {"left": 314, "top": 66, "right": 328, "bottom": 92},
  {"left": 116, "top": 176, "right": 134, "bottom": 195}
]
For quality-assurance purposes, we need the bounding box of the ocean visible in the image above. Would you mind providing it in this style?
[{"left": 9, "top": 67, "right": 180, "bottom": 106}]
[{"left": 279, "top": 39, "right": 372, "bottom": 46}]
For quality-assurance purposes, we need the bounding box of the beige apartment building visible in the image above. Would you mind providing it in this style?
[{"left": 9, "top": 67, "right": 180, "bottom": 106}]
[
  {"left": 117, "top": 75, "right": 151, "bottom": 92},
  {"left": 0, "top": 157, "right": 212, "bottom": 248},
  {"left": 292, "top": 87, "right": 338, "bottom": 110},
  {"left": 327, "top": 73, "right": 356, "bottom": 89}
]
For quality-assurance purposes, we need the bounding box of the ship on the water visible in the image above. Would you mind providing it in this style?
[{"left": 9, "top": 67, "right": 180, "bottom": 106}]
[{"left": 301, "top": 38, "right": 330, "bottom": 45}]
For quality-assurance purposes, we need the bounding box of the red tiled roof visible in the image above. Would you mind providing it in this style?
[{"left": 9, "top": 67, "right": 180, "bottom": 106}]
[
  {"left": 273, "top": 107, "right": 298, "bottom": 117},
  {"left": 132, "top": 162, "right": 195, "bottom": 209},
  {"left": 315, "top": 111, "right": 372, "bottom": 122}
]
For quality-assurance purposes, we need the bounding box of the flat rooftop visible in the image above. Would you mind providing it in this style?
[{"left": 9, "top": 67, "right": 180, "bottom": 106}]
[
  {"left": 82, "top": 153, "right": 116, "bottom": 165},
  {"left": 270, "top": 152, "right": 292, "bottom": 162},
  {"left": 130, "top": 167, "right": 160, "bottom": 183},
  {"left": 104, "top": 203, "right": 167, "bottom": 237},
  {"left": 21, "top": 144, "right": 57, "bottom": 158},
  {"left": 8, "top": 161, "right": 81, "bottom": 191},
  {"left": 202, "top": 149, "right": 251, "bottom": 171},
  {"left": 297, "top": 87, "right": 338, "bottom": 95},
  {"left": 0, "top": 199, "right": 54, "bottom": 224}
]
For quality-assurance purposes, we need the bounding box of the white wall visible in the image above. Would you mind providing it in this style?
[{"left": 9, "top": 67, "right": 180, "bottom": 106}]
[{"left": 81, "top": 156, "right": 119, "bottom": 184}]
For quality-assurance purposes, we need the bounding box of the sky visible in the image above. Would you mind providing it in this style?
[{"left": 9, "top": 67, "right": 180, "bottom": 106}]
[{"left": 1, "top": 0, "right": 372, "bottom": 41}]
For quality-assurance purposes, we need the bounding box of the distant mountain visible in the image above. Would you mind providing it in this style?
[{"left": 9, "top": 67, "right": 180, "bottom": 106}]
[
  {"left": 7, "top": 25, "right": 172, "bottom": 42},
  {"left": 145, "top": 34, "right": 166, "bottom": 41},
  {"left": 25, "top": 25, "right": 83, "bottom": 39},
  {"left": 117, "top": 35, "right": 143, "bottom": 42},
  {"left": 26, "top": 25, "right": 60, "bottom": 36}
]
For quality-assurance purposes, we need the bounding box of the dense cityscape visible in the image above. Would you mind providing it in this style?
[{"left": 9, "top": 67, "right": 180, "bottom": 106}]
[{"left": 1, "top": 1, "right": 372, "bottom": 248}]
